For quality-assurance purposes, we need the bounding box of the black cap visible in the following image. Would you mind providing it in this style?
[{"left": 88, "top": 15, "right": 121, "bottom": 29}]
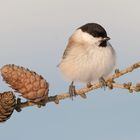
[{"left": 79, "top": 23, "right": 107, "bottom": 38}]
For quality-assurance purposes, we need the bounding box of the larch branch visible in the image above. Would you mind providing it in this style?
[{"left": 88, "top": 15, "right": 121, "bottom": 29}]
[{"left": 15, "top": 61, "right": 140, "bottom": 112}]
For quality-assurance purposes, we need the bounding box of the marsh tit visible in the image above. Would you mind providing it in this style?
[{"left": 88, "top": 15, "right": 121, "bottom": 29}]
[{"left": 58, "top": 23, "right": 116, "bottom": 99}]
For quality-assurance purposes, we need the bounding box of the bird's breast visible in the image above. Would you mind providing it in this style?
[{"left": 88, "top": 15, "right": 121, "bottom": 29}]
[{"left": 59, "top": 45, "right": 116, "bottom": 82}]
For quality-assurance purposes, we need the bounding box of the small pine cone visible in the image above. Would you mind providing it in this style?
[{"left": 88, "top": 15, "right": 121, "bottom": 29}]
[
  {"left": 0, "top": 91, "right": 16, "bottom": 122},
  {"left": 1, "top": 64, "right": 49, "bottom": 103}
]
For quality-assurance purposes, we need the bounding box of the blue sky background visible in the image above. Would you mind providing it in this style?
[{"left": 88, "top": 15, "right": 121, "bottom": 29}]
[{"left": 0, "top": 0, "right": 140, "bottom": 139}]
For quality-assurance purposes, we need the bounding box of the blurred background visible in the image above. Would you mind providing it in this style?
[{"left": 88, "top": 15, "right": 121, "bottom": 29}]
[{"left": 0, "top": 0, "right": 140, "bottom": 139}]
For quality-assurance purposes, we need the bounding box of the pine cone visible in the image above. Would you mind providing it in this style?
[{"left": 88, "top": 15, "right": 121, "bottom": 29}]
[
  {"left": 1, "top": 64, "right": 49, "bottom": 103},
  {"left": 0, "top": 91, "right": 16, "bottom": 122}
]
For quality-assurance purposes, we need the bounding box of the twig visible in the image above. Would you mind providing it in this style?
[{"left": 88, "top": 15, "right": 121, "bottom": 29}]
[{"left": 15, "top": 61, "right": 140, "bottom": 112}]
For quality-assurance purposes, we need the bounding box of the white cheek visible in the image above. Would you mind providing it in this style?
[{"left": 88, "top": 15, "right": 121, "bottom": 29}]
[
  {"left": 71, "top": 29, "right": 102, "bottom": 46},
  {"left": 95, "top": 41, "right": 101, "bottom": 46},
  {"left": 83, "top": 34, "right": 102, "bottom": 46}
]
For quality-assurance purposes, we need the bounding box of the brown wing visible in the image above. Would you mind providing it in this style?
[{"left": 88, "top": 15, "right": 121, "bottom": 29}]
[
  {"left": 62, "top": 34, "right": 76, "bottom": 59},
  {"left": 57, "top": 44, "right": 72, "bottom": 67},
  {"left": 62, "top": 43, "right": 72, "bottom": 59}
]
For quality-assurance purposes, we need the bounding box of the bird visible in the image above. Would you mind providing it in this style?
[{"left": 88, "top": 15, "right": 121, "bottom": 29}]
[{"left": 58, "top": 23, "right": 116, "bottom": 99}]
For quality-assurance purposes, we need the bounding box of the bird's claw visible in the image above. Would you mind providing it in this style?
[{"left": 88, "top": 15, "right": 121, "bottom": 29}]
[
  {"left": 87, "top": 82, "right": 92, "bottom": 88},
  {"left": 69, "top": 82, "right": 87, "bottom": 99},
  {"left": 99, "top": 77, "right": 107, "bottom": 90},
  {"left": 69, "top": 82, "right": 76, "bottom": 100}
]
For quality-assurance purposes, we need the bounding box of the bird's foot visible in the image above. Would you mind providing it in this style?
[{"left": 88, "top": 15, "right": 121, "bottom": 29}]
[
  {"left": 115, "top": 68, "right": 120, "bottom": 74},
  {"left": 99, "top": 77, "right": 107, "bottom": 90},
  {"left": 69, "top": 82, "right": 87, "bottom": 99},
  {"left": 69, "top": 82, "right": 76, "bottom": 100},
  {"left": 87, "top": 82, "right": 92, "bottom": 88}
]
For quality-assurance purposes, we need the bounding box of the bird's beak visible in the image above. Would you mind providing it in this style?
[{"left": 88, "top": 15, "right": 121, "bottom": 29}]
[{"left": 103, "top": 37, "right": 110, "bottom": 41}]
